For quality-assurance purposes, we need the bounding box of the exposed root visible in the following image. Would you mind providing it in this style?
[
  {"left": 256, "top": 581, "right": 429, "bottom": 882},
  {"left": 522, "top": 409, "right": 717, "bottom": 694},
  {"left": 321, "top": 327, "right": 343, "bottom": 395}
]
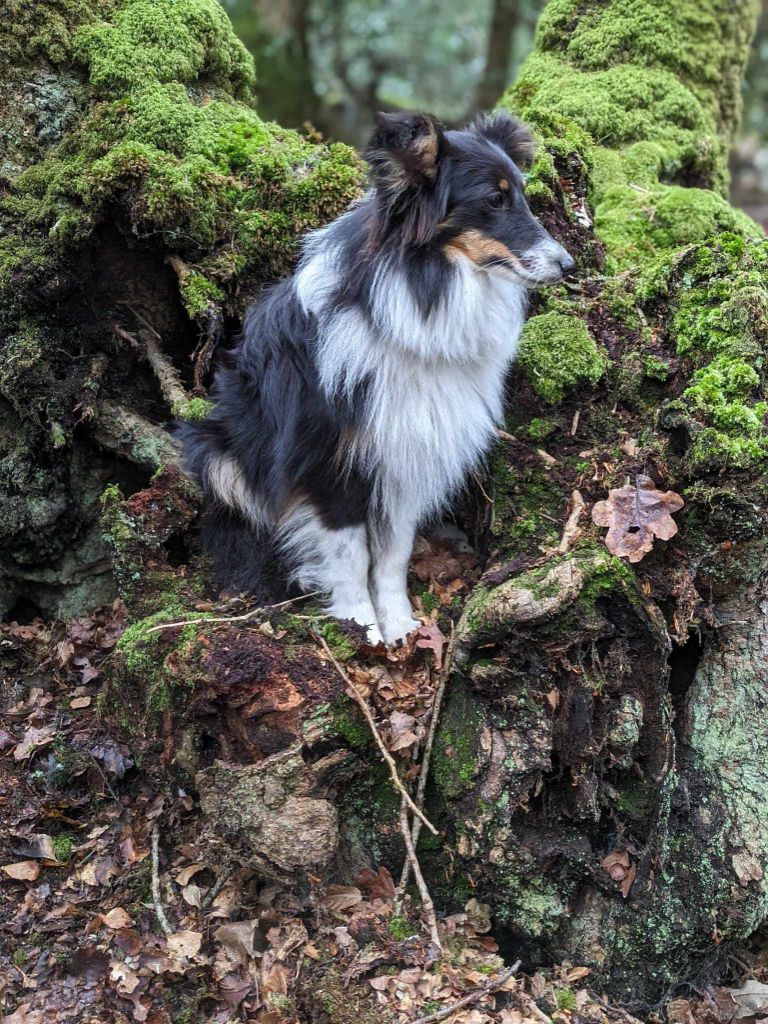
[{"left": 92, "top": 399, "right": 182, "bottom": 469}]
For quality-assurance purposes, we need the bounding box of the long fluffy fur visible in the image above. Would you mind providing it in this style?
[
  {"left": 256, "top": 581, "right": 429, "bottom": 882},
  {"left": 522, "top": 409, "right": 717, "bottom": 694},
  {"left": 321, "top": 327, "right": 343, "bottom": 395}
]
[{"left": 180, "top": 111, "right": 573, "bottom": 643}]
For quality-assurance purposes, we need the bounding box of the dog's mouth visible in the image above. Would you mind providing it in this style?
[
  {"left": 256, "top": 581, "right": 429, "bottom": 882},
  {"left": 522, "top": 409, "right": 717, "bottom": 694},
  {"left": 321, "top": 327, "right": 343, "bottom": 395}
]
[{"left": 485, "top": 255, "right": 565, "bottom": 287}]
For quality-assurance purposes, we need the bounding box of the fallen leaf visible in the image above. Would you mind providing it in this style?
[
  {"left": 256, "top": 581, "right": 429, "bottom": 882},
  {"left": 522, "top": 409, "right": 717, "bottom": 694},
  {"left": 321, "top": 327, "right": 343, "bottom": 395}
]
[
  {"left": 166, "top": 929, "right": 203, "bottom": 960},
  {"left": 322, "top": 884, "right": 363, "bottom": 913},
  {"left": 3, "top": 861, "right": 41, "bottom": 881},
  {"left": 13, "top": 725, "right": 56, "bottom": 761},
  {"left": 414, "top": 623, "right": 447, "bottom": 669},
  {"left": 355, "top": 866, "right": 396, "bottom": 900},
  {"left": 70, "top": 696, "right": 92, "bottom": 709},
  {"left": 728, "top": 980, "right": 768, "bottom": 1019},
  {"left": 101, "top": 907, "right": 134, "bottom": 929},
  {"left": 215, "top": 920, "right": 267, "bottom": 964},
  {"left": 601, "top": 849, "right": 630, "bottom": 881},
  {"left": 592, "top": 475, "right": 684, "bottom": 563}
]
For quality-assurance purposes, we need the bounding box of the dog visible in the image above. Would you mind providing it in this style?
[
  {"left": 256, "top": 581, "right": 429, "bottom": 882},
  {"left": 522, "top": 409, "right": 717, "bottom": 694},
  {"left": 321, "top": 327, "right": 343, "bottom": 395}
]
[{"left": 179, "top": 110, "right": 573, "bottom": 645}]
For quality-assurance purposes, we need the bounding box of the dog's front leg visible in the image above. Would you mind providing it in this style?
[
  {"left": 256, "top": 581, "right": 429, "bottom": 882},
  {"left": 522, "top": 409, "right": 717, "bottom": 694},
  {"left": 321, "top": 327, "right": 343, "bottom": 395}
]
[{"left": 370, "top": 520, "right": 420, "bottom": 645}]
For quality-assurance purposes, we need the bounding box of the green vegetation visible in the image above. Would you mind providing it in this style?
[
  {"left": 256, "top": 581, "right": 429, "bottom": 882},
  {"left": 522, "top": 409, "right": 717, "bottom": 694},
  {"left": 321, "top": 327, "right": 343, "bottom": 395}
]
[{"left": 518, "top": 311, "right": 606, "bottom": 403}]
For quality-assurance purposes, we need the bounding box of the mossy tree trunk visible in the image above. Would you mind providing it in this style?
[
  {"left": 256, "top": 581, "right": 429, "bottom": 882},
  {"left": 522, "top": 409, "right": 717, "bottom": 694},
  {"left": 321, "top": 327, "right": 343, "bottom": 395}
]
[{"left": 3, "top": 0, "right": 768, "bottom": 1010}]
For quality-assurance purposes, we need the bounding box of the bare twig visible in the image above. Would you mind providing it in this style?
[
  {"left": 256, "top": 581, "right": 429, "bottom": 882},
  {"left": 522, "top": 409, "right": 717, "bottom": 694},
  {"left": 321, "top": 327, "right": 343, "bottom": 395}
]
[
  {"left": 201, "top": 862, "right": 236, "bottom": 909},
  {"left": 414, "top": 960, "right": 521, "bottom": 1023},
  {"left": 398, "top": 622, "right": 457, "bottom": 900},
  {"left": 115, "top": 307, "right": 189, "bottom": 410},
  {"left": 151, "top": 826, "right": 173, "bottom": 936},
  {"left": 399, "top": 795, "right": 441, "bottom": 950},
  {"left": 557, "top": 489, "right": 586, "bottom": 554},
  {"left": 570, "top": 409, "right": 581, "bottom": 436},
  {"left": 314, "top": 634, "right": 438, "bottom": 836},
  {"left": 145, "top": 592, "right": 321, "bottom": 634}
]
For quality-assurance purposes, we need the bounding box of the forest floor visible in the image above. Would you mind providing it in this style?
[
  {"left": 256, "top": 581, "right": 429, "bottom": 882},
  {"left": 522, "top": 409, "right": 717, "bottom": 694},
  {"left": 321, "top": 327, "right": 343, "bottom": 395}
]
[{"left": 1, "top": 543, "right": 767, "bottom": 1024}]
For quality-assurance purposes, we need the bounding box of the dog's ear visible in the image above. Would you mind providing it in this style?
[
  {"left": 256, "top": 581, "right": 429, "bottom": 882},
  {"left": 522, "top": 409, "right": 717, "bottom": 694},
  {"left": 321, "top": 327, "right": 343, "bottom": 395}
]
[
  {"left": 365, "top": 111, "right": 446, "bottom": 194},
  {"left": 472, "top": 111, "right": 536, "bottom": 169}
]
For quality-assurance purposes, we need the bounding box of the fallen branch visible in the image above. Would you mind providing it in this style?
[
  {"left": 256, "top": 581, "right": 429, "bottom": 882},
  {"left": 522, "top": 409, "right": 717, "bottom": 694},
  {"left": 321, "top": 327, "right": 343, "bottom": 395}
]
[
  {"left": 398, "top": 622, "right": 457, "bottom": 900},
  {"left": 151, "top": 826, "right": 173, "bottom": 937},
  {"left": 314, "top": 634, "right": 438, "bottom": 836},
  {"left": 145, "top": 592, "right": 321, "bottom": 634},
  {"left": 399, "top": 795, "right": 441, "bottom": 951},
  {"left": 414, "top": 960, "right": 521, "bottom": 1023}
]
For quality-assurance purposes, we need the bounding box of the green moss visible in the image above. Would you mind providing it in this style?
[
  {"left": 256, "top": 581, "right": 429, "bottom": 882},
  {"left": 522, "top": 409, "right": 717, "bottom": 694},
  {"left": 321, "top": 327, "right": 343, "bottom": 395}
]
[
  {"left": 319, "top": 620, "right": 357, "bottom": 662},
  {"left": 556, "top": 988, "right": 578, "bottom": 1011},
  {"left": 518, "top": 311, "right": 606, "bottom": 404},
  {"left": 52, "top": 834, "right": 74, "bottom": 862},
  {"left": 387, "top": 916, "right": 415, "bottom": 940},
  {"left": 0, "top": 0, "right": 365, "bottom": 323},
  {"left": 103, "top": 604, "right": 212, "bottom": 732},
  {"left": 432, "top": 679, "right": 485, "bottom": 799},
  {"left": 330, "top": 697, "right": 369, "bottom": 750},
  {"left": 172, "top": 397, "right": 214, "bottom": 421},
  {"left": 523, "top": 417, "right": 557, "bottom": 441},
  {"left": 75, "top": 0, "right": 254, "bottom": 98}
]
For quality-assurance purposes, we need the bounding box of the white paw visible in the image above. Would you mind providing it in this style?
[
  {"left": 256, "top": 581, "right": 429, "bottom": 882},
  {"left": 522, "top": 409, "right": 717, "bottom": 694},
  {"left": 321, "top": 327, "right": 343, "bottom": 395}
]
[{"left": 380, "top": 614, "right": 421, "bottom": 646}]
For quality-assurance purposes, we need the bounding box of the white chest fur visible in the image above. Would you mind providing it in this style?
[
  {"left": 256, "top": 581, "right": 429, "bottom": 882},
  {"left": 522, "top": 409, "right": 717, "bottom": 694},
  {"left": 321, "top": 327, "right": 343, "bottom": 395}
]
[{"left": 296, "top": 238, "right": 527, "bottom": 526}]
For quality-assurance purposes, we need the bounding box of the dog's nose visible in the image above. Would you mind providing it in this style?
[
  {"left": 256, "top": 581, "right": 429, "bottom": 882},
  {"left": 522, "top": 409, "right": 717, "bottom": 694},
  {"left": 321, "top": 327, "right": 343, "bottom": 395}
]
[{"left": 558, "top": 252, "right": 575, "bottom": 276}]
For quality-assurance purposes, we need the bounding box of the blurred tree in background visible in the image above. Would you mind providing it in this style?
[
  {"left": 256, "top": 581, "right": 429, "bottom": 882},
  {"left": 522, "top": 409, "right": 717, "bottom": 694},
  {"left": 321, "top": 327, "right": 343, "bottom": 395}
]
[
  {"left": 222, "top": 0, "right": 545, "bottom": 146},
  {"left": 733, "top": 0, "right": 768, "bottom": 225}
]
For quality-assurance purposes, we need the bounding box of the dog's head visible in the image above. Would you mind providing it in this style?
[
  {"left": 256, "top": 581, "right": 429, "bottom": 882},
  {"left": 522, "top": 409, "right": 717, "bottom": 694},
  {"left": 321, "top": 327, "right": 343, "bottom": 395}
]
[{"left": 365, "top": 110, "right": 573, "bottom": 287}]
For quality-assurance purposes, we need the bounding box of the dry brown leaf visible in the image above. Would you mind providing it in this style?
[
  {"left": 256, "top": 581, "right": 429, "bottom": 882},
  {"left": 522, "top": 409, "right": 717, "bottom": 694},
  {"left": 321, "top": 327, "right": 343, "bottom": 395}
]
[
  {"left": 601, "top": 849, "right": 630, "bottom": 881},
  {"left": 101, "top": 907, "right": 134, "bottom": 929},
  {"left": 3, "top": 861, "right": 41, "bottom": 881},
  {"left": 69, "top": 696, "right": 92, "bottom": 709},
  {"left": 167, "top": 929, "right": 203, "bottom": 960},
  {"left": 414, "top": 623, "right": 447, "bottom": 668},
  {"left": 215, "top": 920, "right": 266, "bottom": 964},
  {"left": 323, "top": 884, "right": 363, "bottom": 913},
  {"left": 355, "top": 865, "right": 396, "bottom": 900},
  {"left": 592, "top": 475, "right": 684, "bottom": 563}
]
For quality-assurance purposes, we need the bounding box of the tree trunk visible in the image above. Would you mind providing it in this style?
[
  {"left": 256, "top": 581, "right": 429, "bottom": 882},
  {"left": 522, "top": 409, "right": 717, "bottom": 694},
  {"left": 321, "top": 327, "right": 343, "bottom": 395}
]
[
  {"left": 474, "top": 0, "right": 523, "bottom": 115},
  {"left": 2, "top": 0, "right": 766, "bottom": 1012}
]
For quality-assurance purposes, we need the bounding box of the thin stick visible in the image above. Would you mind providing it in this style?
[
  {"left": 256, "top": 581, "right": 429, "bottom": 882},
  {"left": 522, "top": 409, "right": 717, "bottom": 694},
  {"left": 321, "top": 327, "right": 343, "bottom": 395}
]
[
  {"left": 114, "top": 317, "right": 188, "bottom": 411},
  {"left": 398, "top": 622, "right": 456, "bottom": 900},
  {"left": 414, "top": 961, "right": 521, "bottom": 1023},
  {"left": 201, "top": 862, "right": 235, "bottom": 910},
  {"left": 151, "top": 826, "right": 173, "bottom": 937},
  {"left": 315, "top": 634, "right": 438, "bottom": 836},
  {"left": 146, "top": 592, "right": 320, "bottom": 634},
  {"left": 557, "top": 489, "right": 585, "bottom": 555},
  {"left": 399, "top": 795, "right": 441, "bottom": 950}
]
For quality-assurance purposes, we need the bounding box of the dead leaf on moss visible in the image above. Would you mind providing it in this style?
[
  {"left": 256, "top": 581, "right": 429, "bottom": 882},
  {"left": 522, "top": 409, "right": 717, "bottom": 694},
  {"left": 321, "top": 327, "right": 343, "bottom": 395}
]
[{"left": 592, "top": 475, "right": 684, "bottom": 563}]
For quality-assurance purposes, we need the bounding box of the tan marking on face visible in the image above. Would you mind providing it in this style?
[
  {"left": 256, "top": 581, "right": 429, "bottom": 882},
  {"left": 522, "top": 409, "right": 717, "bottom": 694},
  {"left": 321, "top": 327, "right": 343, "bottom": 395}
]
[
  {"left": 499, "top": 178, "right": 510, "bottom": 191},
  {"left": 443, "top": 229, "right": 520, "bottom": 268}
]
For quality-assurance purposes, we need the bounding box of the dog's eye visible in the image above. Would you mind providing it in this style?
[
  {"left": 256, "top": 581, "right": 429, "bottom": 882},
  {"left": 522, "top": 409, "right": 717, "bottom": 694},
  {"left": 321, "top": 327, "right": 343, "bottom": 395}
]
[{"left": 487, "top": 193, "right": 505, "bottom": 210}]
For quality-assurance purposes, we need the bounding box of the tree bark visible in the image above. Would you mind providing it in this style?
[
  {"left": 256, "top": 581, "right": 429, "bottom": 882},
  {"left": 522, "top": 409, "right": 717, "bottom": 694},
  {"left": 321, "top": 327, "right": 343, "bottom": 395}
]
[{"left": 1, "top": 0, "right": 766, "bottom": 1011}]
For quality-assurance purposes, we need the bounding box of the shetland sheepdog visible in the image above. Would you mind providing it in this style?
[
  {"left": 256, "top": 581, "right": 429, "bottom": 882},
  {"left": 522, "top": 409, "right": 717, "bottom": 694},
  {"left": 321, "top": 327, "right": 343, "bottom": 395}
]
[{"left": 180, "top": 111, "right": 573, "bottom": 645}]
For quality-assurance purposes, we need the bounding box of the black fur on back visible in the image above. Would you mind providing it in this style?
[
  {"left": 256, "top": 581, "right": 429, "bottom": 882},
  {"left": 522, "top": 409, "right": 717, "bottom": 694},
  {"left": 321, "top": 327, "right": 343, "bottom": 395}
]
[{"left": 178, "top": 280, "right": 372, "bottom": 597}]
